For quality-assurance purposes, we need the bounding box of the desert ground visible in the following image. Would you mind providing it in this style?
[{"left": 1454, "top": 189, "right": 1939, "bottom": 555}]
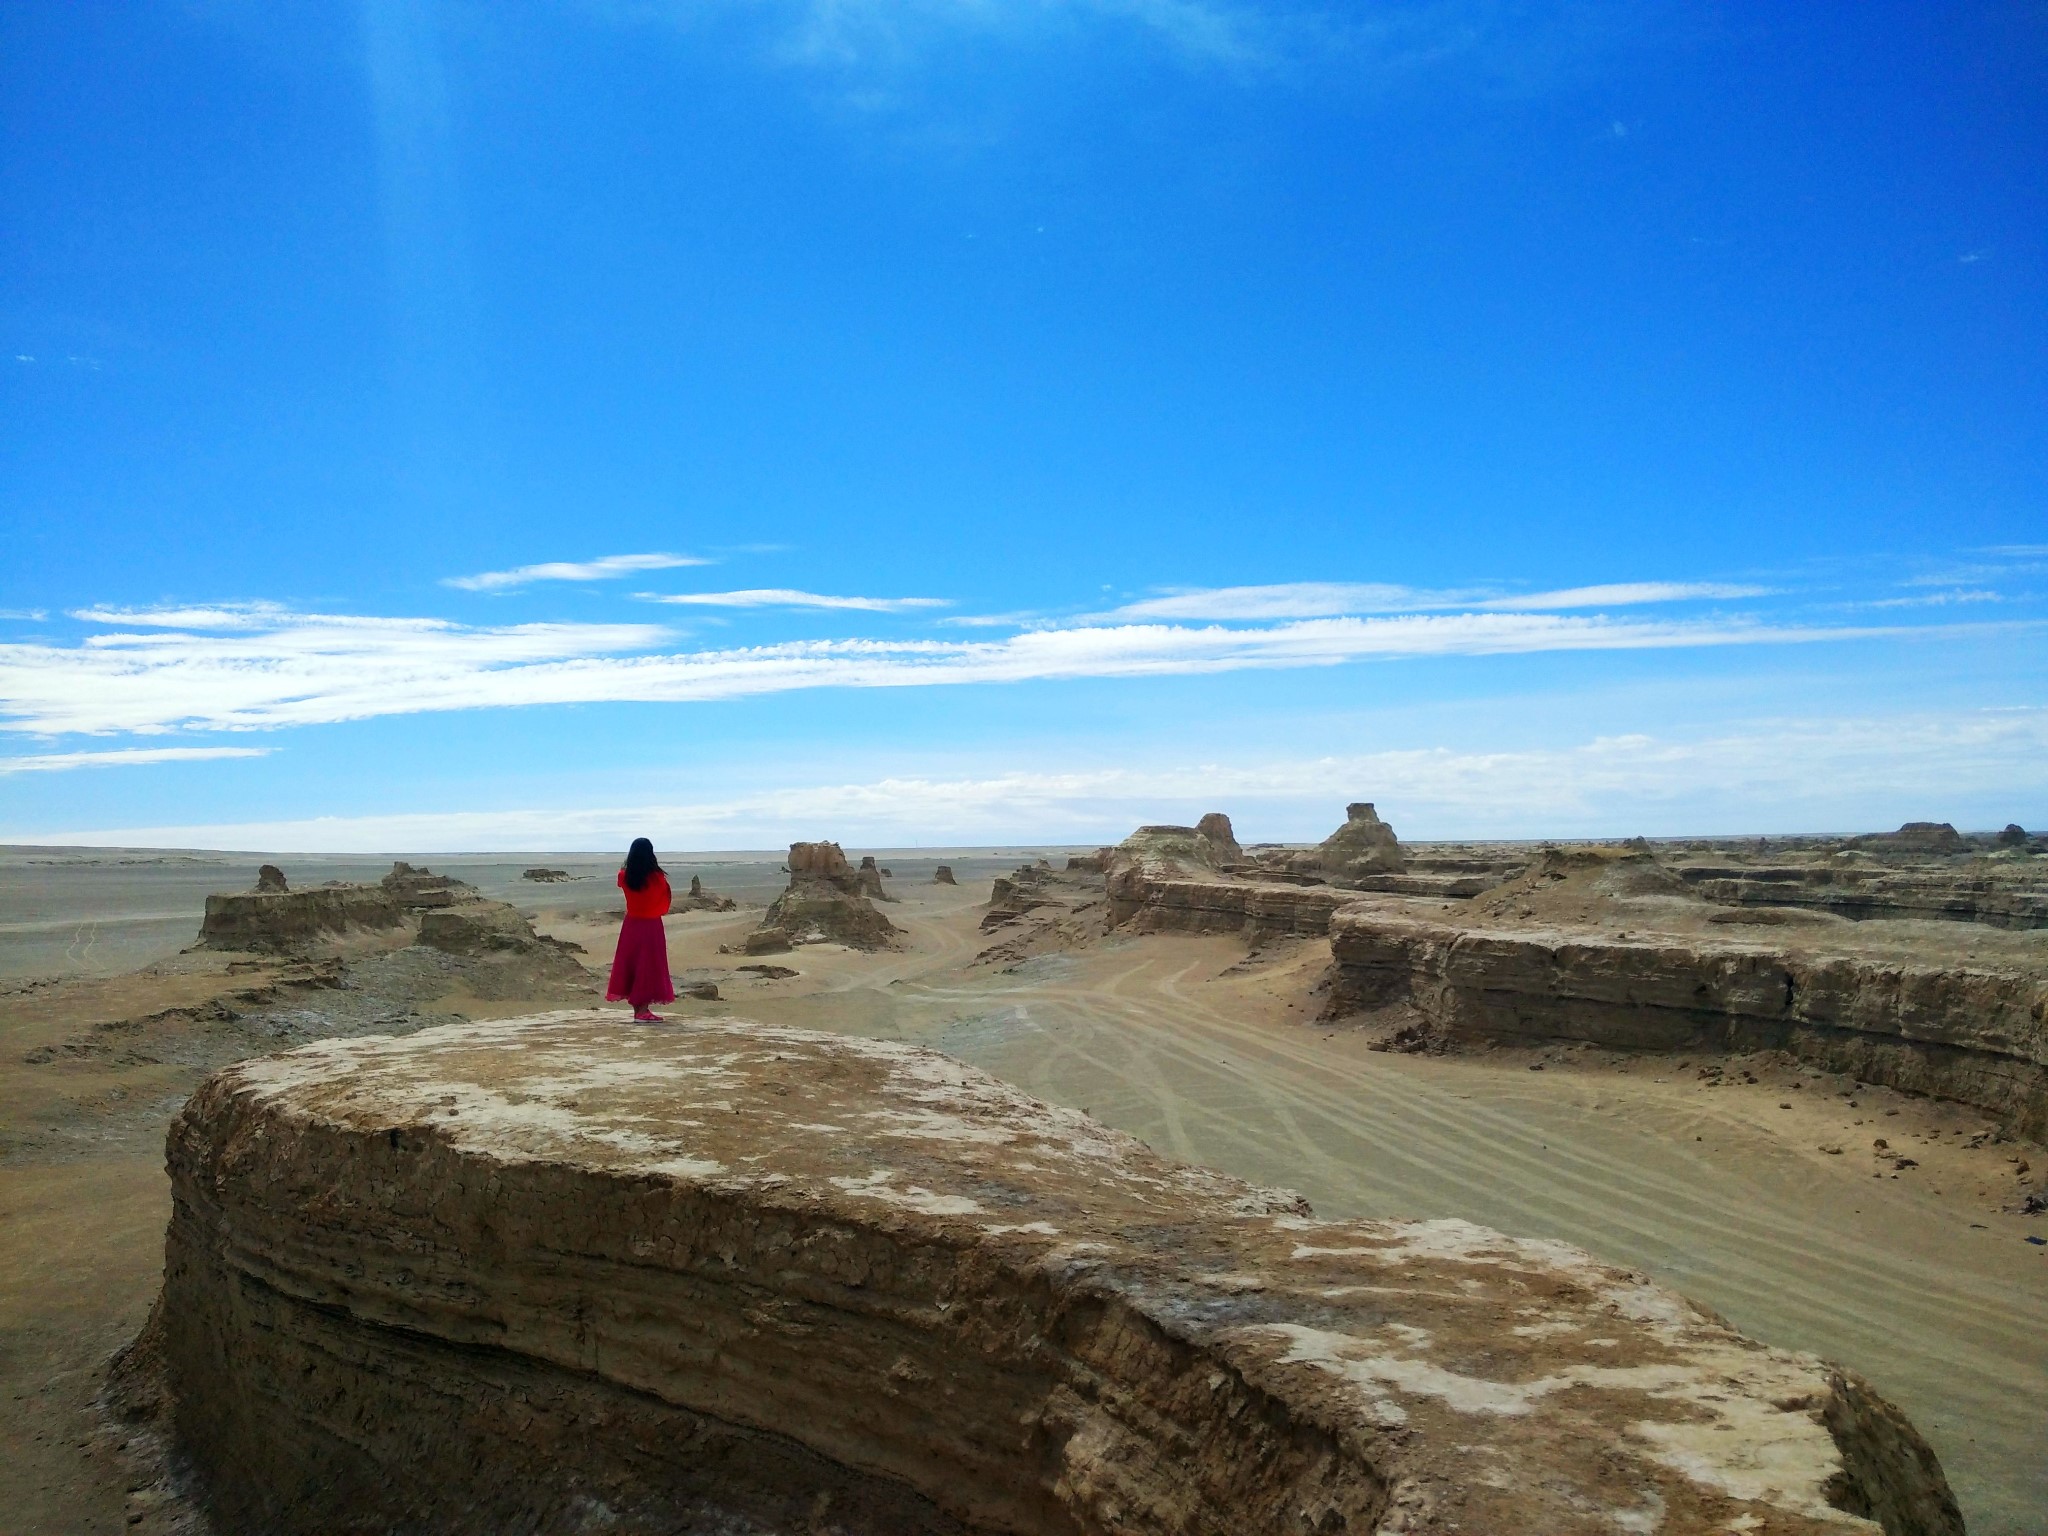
[{"left": 2, "top": 843, "right": 2044, "bottom": 1533}]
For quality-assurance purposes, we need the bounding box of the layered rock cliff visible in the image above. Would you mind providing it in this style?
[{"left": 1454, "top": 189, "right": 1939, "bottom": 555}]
[
  {"left": 147, "top": 1013, "right": 1959, "bottom": 1535},
  {"left": 1104, "top": 820, "right": 1359, "bottom": 940},
  {"left": 1324, "top": 910, "right": 2048, "bottom": 1141},
  {"left": 1673, "top": 862, "right": 2048, "bottom": 930}
]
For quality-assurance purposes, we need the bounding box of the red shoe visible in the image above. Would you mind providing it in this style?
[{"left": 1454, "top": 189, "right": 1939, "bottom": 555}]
[{"left": 633, "top": 1010, "right": 666, "bottom": 1023}]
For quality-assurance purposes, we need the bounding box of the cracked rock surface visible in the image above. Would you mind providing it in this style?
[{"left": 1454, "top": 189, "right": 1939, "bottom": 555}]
[{"left": 150, "top": 1012, "right": 1959, "bottom": 1535}]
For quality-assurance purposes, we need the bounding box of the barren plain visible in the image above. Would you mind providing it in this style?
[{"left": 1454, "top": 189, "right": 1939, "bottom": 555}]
[{"left": 2, "top": 834, "right": 2044, "bottom": 1533}]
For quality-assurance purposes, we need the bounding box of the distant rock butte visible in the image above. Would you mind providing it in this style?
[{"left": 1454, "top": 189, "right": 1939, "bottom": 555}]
[
  {"left": 145, "top": 1013, "right": 1958, "bottom": 1536},
  {"left": 932, "top": 865, "right": 957, "bottom": 885},
  {"left": 733, "top": 842, "right": 900, "bottom": 953},
  {"left": 1857, "top": 822, "right": 1965, "bottom": 855},
  {"left": 1316, "top": 802, "right": 1407, "bottom": 883}
]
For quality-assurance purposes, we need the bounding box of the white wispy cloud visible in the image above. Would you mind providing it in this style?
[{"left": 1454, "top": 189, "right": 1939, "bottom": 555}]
[
  {"left": 645, "top": 589, "right": 952, "bottom": 612},
  {"left": 1477, "top": 581, "right": 1771, "bottom": 610},
  {"left": 1859, "top": 590, "right": 2005, "bottom": 611},
  {"left": 1108, "top": 583, "right": 1455, "bottom": 619},
  {"left": 0, "top": 603, "right": 1940, "bottom": 736},
  {"left": 0, "top": 747, "right": 273, "bottom": 775},
  {"left": 444, "top": 553, "right": 710, "bottom": 592},
  {"left": 1107, "top": 579, "right": 1768, "bottom": 620},
  {"left": 20, "top": 708, "right": 2043, "bottom": 850}
]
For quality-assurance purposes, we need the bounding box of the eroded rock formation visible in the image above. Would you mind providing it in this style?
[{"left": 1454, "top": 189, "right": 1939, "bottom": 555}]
[
  {"left": 736, "top": 842, "right": 901, "bottom": 953},
  {"left": 1672, "top": 861, "right": 2048, "bottom": 930},
  {"left": 143, "top": 1013, "right": 1960, "bottom": 1536},
  {"left": 381, "top": 860, "right": 466, "bottom": 907},
  {"left": 933, "top": 865, "right": 957, "bottom": 885},
  {"left": 1195, "top": 812, "right": 1243, "bottom": 866},
  {"left": 1315, "top": 803, "right": 1407, "bottom": 883},
  {"left": 1105, "top": 821, "right": 1356, "bottom": 940},
  {"left": 857, "top": 855, "right": 896, "bottom": 902},
  {"left": 1324, "top": 848, "right": 2048, "bottom": 1141},
  {"left": 678, "top": 873, "right": 738, "bottom": 912},
  {"left": 255, "top": 864, "right": 288, "bottom": 893},
  {"left": 417, "top": 902, "right": 586, "bottom": 966},
  {"left": 1860, "top": 822, "right": 1966, "bottom": 855},
  {"left": 199, "top": 874, "right": 407, "bottom": 951},
  {"left": 200, "top": 863, "right": 587, "bottom": 978}
]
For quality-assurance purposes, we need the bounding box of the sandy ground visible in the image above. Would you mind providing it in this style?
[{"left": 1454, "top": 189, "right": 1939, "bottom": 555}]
[{"left": 3, "top": 863, "right": 2045, "bottom": 1533}]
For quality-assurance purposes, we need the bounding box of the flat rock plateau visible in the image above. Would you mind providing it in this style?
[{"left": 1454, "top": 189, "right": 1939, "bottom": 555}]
[{"left": 143, "top": 1012, "right": 1953, "bottom": 1536}]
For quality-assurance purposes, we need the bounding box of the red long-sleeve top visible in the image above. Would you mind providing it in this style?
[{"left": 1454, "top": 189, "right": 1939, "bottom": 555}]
[{"left": 618, "top": 869, "right": 672, "bottom": 919}]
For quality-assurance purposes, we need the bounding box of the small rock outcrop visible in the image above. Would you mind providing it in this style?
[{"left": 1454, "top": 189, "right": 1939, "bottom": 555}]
[
  {"left": 676, "top": 873, "right": 737, "bottom": 912},
  {"left": 1316, "top": 802, "right": 1407, "bottom": 883},
  {"left": 1998, "top": 823, "right": 2030, "bottom": 848},
  {"left": 733, "top": 842, "right": 900, "bottom": 953},
  {"left": 417, "top": 902, "right": 583, "bottom": 962},
  {"left": 521, "top": 867, "right": 573, "bottom": 882},
  {"left": 856, "top": 855, "right": 895, "bottom": 902},
  {"left": 142, "top": 1013, "right": 1962, "bottom": 1536},
  {"left": 380, "top": 861, "right": 465, "bottom": 907},
  {"left": 255, "top": 864, "right": 288, "bottom": 893},
  {"left": 932, "top": 865, "right": 957, "bottom": 885}
]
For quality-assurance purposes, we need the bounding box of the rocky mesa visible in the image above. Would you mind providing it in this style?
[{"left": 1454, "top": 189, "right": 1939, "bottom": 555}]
[{"left": 138, "top": 1012, "right": 1958, "bottom": 1535}]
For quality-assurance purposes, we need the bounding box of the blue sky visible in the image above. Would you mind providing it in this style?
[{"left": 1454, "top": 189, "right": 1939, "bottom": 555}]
[{"left": 2, "top": 0, "right": 2044, "bottom": 850}]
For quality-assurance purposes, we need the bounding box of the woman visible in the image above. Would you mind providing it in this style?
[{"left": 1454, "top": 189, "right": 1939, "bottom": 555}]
[{"left": 606, "top": 837, "right": 675, "bottom": 1022}]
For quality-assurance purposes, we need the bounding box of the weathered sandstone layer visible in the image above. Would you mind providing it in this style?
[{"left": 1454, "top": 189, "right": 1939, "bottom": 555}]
[
  {"left": 1105, "top": 823, "right": 1355, "bottom": 940},
  {"left": 1673, "top": 863, "right": 2048, "bottom": 930},
  {"left": 149, "top": 1013, "right": 1957, "bottom": 1535},
  {"left": 1325, "top": 911, "right": 2048, "bottom": 1140}
]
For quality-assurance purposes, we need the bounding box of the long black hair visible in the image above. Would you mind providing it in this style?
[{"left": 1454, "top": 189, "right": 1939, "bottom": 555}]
[{"left": 622, "top": 837, "right": 662, "bottom": 891}]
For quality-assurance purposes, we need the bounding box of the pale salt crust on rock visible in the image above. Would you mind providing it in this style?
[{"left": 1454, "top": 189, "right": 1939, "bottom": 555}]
[{"left": 149, "top": 1012, "right": 1960, "bottom": 1536}]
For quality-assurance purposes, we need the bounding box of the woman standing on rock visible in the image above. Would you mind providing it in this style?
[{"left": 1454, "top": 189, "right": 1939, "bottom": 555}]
[{"left": 607, "top": 838, "right": 675, "bottom": 1022}]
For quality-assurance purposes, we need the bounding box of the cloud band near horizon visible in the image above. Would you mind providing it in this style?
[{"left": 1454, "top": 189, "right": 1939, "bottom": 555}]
[
  {"left": 15, "top": 707, "right": 2042, "bottom": 850},
  {"left": 0, "top": 604, "right": 1963, "bottom": 737}
]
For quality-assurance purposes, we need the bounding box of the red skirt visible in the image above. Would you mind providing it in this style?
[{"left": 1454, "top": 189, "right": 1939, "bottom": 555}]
[{"left": 605, "top": 916, "right": 674, "bottom": 1008}]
